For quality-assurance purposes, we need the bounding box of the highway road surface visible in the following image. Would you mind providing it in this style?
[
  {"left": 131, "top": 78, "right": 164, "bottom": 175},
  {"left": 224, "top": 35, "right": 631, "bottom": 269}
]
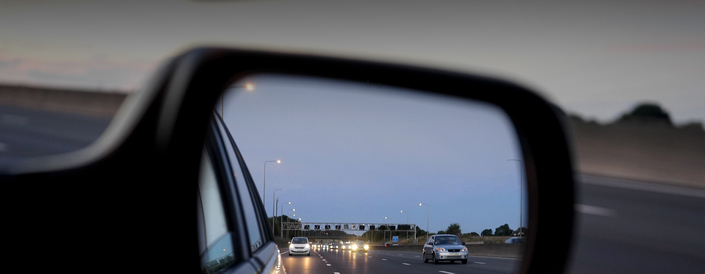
[
  {"left": 280, "top": 248, "right": 519, "bottom": 274},
  {"left": 1, "top": 105, "right": 704, "bottom": 273}
]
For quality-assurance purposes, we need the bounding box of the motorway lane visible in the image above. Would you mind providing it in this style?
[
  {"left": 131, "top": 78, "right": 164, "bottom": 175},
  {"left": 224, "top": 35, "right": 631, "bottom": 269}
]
[
  {"left": 0, "top": 105, "right": 111, "bottom": 165},
  {"left": 282, "top": 247, "right": 520, "bottom": 274},
  {"left": 568, "top": 174, "right": 705, "bottom": 274}
]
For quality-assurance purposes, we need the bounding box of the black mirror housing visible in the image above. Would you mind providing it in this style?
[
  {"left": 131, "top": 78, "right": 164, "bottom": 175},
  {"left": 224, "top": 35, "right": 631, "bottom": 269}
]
[{"left": 3, "top": 47, "right": 576, "bottom": 274}]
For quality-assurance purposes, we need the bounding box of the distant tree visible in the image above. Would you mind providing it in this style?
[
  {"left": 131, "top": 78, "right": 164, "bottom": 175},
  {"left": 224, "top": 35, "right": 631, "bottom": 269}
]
[
  {"left": 618, "top": 103, "right": 673, "bottom": 126},
  {"left": 437, "top": 230, "right": 446, "bottom": 234},
  {"left": 494, "top": 224, "right": 512, "bottom": 236},
  {"left": 445, "top": 223, "right": 462, "bottom": 236},
  {"left": 469, "top": 232, "right": 479, "bottom": 236},
  {"left": 415, "top": 226, "right": 427, "bottom": 236},
  {"left": 481, "top": 229, "right": 493, "bottom": 236}
]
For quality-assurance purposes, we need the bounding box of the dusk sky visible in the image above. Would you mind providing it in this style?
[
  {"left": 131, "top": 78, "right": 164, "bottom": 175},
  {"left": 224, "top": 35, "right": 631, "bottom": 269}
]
[
  {"left": 222, "top": 74, "right": 525, "bottom": 235},
  {"left": 1, "top": 0, "right": 703, "bottom": 124}
]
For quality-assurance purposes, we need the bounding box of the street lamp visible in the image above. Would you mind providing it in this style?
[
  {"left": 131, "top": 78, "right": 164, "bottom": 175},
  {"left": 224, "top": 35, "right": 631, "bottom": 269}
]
[
  {"left": 419, "top": 203, "right": 429, "bottom": 241},
  {"left": 272, "top": 189, "right": 282, "bottom": 229},
  {"left": 508, "top": 159, "right": 524, "bottom": 233},
  {"left": 263, "top": 159, "right": 281, "bottom": 212},
  {"left": 401, "top": 210, "right": 409, "bottom": 243},
  {"left": 222, "top": 84, "right": 254, "bottom": 119},
  {"left": 281, "top": 201, "right": 290, "bottom": 238},
  {"left": 384, "top": 216, "right": 388, "bottom": 243}
]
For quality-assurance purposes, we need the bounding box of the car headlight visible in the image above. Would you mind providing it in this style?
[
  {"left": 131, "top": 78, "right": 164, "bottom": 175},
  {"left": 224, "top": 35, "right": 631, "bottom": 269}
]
[
  {"left": 364, "top": 245, "right": 369, "bottom": 249},
  {"left": 289, "top": 244, "right": 294, "bottom": 249},
  {"left": 306, "top": 244, "right": 310, "bottom": 249},
  {"left": 436, "top": 247, "right": 447, "bottom": 252},
  {"left": 461, "top": 247, "right": 468, "bottom": 252}
]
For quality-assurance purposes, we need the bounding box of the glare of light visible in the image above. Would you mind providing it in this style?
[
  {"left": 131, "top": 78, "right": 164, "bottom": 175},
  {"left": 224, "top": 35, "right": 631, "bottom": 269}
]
[
  {"left": 246, "top": 84, "right": 254, "bottom": 91},
  {"left": 419, "top": 203, "right": 423, "bottom": 206},
  {"left": 276, "top": 159, "right": 281, "bottom": 164}
]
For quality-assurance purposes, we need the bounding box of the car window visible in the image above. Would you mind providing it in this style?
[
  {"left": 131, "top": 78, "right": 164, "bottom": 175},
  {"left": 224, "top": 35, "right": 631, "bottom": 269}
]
[
  {"left": 436, "top": 236, "right": 461, "bottom": 245},
  {"left": 217, "top": 119, "right": 267, "bottom": 253},
  {"left": 198, "top": 150, "right": 236, "bottom": 273},
  {"left": 292, "top": 238, "right": 308, "bottom": 244}
]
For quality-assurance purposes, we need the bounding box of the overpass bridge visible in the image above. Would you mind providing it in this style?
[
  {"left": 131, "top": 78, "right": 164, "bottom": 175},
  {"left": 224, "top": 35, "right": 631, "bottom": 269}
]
[{"left": 280, "top": 222, "right": 417, "bottom": 243}]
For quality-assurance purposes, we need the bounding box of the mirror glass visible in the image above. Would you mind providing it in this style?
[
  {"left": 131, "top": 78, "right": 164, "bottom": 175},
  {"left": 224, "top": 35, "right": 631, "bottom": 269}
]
[{"left": 216, "top": 74, "right": 526, "bottom": 272}]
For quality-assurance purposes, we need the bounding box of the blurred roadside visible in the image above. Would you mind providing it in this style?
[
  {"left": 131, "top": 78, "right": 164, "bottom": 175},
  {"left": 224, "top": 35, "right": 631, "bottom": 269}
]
[
  {"left": 0, "top": 84, "right": 125, "bottom": 117},
  {"left": 1, "top": 85, "right": 703, "bottom": 188},
  {"left": 567, "top": 107, "right": 704, "bottom": 189}
]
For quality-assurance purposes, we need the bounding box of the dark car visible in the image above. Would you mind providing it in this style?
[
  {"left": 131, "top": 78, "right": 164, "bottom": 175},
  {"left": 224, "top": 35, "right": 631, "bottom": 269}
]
[
  {"left": 384, "top": 242, "right": 392, "bottom": 247},
  {"left": 505, "top": 237, "right": 524, "bottom": 244}
]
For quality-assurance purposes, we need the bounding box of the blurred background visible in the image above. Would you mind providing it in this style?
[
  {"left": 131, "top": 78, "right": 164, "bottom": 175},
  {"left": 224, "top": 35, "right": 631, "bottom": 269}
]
[{"left": 0, "top": 1, "right": 703, "bottom": 273}]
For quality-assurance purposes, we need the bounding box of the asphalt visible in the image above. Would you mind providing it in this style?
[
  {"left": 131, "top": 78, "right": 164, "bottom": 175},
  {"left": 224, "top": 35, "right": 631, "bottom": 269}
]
[{"left": 281, "top": 247, "right": 520, "bottom": 274}]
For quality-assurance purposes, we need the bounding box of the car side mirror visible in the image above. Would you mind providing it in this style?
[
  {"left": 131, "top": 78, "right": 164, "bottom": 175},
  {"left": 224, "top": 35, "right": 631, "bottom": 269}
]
[
  {"left": 462, "top": 242, "right": 466, "bottom": 245},
  {"left": 4, "top": 47, "right": 576, "bottom": 274}
]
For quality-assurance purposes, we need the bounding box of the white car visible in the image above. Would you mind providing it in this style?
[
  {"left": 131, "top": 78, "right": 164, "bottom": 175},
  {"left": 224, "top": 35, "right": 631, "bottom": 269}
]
[
  {"left": 288, "top": 237, "right": 311, "bottom": 256},
  {"left": 351, "top": 240, "right": 369, "bottom": 252}
]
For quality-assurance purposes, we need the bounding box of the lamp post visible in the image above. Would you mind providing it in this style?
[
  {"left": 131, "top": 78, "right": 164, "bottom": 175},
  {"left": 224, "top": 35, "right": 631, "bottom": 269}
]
[
  {"left": 384, "top": 216, "right": 388, "bottom": 243},
  {"left": 508, "top": 159, "right": 524, "bottom": 232},
  {"left": 401, "top": 210, "right": 409, "bottom": 243},
  {"left": 420, "top": 203, "right": 429, "bottom": 241},
  {"left": 281, "top": 201, "right": 290, "bottom": 239},
  {"left": 272, "top": 189, "right": 282, "bottom": 230},
  {"left": 222, "top": 84, "right": 254, "bottom": 119},
  {"left": 263, "top": 159, "right": 281, "bottom": 212}
]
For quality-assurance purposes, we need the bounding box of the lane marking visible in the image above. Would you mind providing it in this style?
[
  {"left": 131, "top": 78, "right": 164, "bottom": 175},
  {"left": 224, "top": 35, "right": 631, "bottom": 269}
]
[
  {"left": 414, "top": 255, "right": 420, "bottom": 257},
  {"left": 402, "top": 263, "right": 410, "bottom": 265},
  {"left": 399, "top": 254, "right": 403, "bottom": 256},
  {"left": 382, "top": 259, "right": 387, "bottom": 261},
  {"left": 575, "top": 204, "right": 616, "bottom": 217},
  {"left": 473, "top": 262, "right": 486, "bottom": 265},
  {"left": 326, "top": 264, "right": 331, "bottom": 266},
  {"left": 439, "top": 271, "right": 455, "bottom": 274},
  {"left": 334, "top": 272, "right": 340, "bottom": 274},
  {"left": 579, "top": 174, "right": 705, "bottom": 198},
  {"left": 0, "top": 142, "right": 7, "bottom": 152},
  {"left": 282, "top": 251, "right": 289, "bottom": 254}
]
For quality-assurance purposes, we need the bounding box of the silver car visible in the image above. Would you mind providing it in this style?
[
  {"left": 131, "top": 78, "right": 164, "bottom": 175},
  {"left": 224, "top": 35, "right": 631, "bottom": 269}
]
[{"left": 422, "top": 234, "right": 468, "bottom": 264}]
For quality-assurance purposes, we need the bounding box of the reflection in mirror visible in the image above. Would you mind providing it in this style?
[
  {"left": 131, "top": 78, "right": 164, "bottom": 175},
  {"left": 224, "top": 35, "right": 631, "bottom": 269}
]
[{"left": 217, "top": 74, "right": 526, "bottom": 272}]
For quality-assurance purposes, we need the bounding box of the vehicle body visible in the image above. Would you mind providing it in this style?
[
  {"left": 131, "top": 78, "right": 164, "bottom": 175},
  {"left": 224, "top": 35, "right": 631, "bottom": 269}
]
[
  {"left": 422, "top": 234, "right": 469, "bottom": 264},
  {"left": 505, "top": 237, "right": 524, "bottom": 244},
  {"left": 384, "top": 242, "right": 392, "bottom": 247},
  {"left": 288, "top": 237, "right": 311, "bottom": 256},
  {"left": 340, "top": 241, "right": 352, "bottom": 250},
  {"left": 331, "top": 242, "right": 340, "bottom": 249},
  {"left": 351, "top": 240, "right": 369, "bottom": 252}
]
